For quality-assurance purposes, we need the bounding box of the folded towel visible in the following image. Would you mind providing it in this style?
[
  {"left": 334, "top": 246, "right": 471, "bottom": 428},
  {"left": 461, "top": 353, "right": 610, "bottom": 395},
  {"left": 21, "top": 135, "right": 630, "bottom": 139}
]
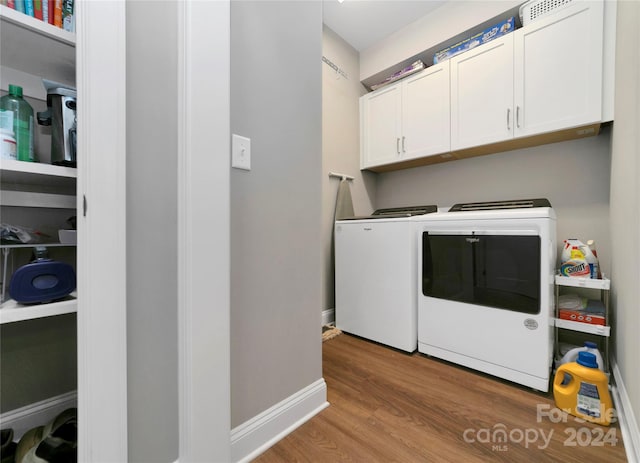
[{"left": 334, "top": 179, "right": 354, "bottom": 220}]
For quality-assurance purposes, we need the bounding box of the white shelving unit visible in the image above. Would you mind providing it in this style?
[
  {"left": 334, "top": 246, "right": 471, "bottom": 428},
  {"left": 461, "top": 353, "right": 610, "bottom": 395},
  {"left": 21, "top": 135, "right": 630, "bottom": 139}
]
[
  {"left": 554, "top": 275, "right": 611, "bottom": 371},
  {"left": 0, "top": 2, "right": 78, "bottom": 326}
]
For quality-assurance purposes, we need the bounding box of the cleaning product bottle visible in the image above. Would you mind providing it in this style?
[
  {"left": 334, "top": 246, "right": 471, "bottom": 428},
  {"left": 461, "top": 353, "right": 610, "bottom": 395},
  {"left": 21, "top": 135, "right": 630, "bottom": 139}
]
[
  {"left": 560, "top": 245, "right": 590, "bottom": 277},
  {"left": 553, "top": 351, "right": 613, "bottom": 426},
  {"left": 0, "top": 85, "right": 35, "bottom": 162},
  {"left": 587, "top": 240, "right": 602, "bottom": 279},
  {"left": 559, "top": 341, "right": 604, "bottom": 371}
]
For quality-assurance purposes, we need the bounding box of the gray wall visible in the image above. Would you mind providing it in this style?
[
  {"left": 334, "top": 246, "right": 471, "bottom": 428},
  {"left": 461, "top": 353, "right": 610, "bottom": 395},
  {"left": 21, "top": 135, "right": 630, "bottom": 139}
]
[
  {"left": 231, "top": 1, "right": 322, "bottom": 428},
  {"left": 230, "top": 1, "right": 323, "bottom": 427},
  {"left": 610, "top": 0, "right": 640, "bottom": 441},
  {"left": 321, "top": 25, "right": 373, "bottom": 314},
  {"left": 126, "top": 1, "right": 178, "bottom": 461},
  {"left": 376, "top": 131, "right": 613, "bottom": 273},
  {"left": 0, "top": 314, "right": 76, "bottom": 412}
]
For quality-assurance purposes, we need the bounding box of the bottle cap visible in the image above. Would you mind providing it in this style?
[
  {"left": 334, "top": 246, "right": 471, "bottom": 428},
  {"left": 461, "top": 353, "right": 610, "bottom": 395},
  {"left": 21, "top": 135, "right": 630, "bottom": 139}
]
[
  {"left": 584, "top": 341, "right": 598, "bottom": 349},
  {"left": 8, "top": 85, "right": 23, "bottom": 97},
  {"left": 577, "top": 351, "right": 598, "bottom": 368}
]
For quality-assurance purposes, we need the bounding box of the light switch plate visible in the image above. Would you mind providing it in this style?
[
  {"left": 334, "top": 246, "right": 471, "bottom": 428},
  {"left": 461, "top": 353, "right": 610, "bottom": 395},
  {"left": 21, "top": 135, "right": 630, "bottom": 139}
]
[{"left": 232, "top": 134, "right": 251, "bottom": 170}]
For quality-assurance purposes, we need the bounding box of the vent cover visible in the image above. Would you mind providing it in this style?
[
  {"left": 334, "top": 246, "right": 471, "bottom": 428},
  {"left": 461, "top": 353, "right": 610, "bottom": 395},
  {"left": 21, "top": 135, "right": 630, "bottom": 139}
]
[
  {"left": 448, "top": 198, "right": 551, "bottom": 212},
  {"left": 520, "top": 0, "right": 575, "bottom": 25}
]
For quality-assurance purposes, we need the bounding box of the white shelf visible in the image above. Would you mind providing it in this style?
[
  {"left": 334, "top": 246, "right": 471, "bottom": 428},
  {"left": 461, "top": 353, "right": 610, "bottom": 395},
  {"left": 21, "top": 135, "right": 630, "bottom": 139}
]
[
  {"left": 1, "top": 159, "right": 77, "bottom": 185},
  {"left": 0, "top": 293, "right": 77, "bottom": 324},
  {"left": 1, "top": 190, "right": 76, "bottom": 208},
  {"left": 0, "top": 5, "right": 75, "bottom": 87},
  {"left": 0, "top": 242, "right": 76, "bottom": 249},
  {"left": 555, "top": 275, "right": 610, "bottom": 290},
  {"left": 554, "top": 318, "right": 610, "bottom": 336}
]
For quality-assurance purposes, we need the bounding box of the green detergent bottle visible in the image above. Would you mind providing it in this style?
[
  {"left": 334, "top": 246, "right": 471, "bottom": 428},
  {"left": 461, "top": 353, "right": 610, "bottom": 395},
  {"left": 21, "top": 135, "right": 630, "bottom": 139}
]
[{"left": 0, "top": 85, "right": 35, "bottom": 162}]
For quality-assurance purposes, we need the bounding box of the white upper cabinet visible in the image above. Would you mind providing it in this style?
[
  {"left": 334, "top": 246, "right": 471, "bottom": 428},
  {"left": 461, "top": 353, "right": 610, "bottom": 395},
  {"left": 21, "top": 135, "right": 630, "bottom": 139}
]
[
  {"left": 361, "top": 62, "right": 450, "bottom": 169},
  {"left": 451, "top": 0, "right": 604, "bottom": 152},
  {"left": 450, "top": 35, "right": 514, "bottom": 151},
  {"left": 514, "top": 0, "right": 604, "bottom": 137},
  {"left": 360, "top": 83, "right": 402, "bottom": 168},
  {"left": 401, "top": 62, "right": 450, "bottom": 161}
]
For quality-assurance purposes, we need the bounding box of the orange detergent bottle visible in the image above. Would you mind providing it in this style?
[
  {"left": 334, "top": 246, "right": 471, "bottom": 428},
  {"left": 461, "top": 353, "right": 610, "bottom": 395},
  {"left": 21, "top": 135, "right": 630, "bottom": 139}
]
[{"left": 553, "top": 351, "right": 614, "bottom": 425}]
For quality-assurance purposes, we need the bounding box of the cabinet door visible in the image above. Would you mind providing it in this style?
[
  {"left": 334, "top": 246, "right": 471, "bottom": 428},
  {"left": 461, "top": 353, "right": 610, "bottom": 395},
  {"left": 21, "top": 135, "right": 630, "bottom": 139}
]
[
  {"left": 360, "top": 83, "right": 401, "bottom": 169},
  {"left": 514, "top": 1, "right": 603, "bottom": 137},
  {"left": 450, "top": 34, "right": 514, "bottom": 151},
  {"left": 401, "top": 62, "right": 450, "bottom": 160}
]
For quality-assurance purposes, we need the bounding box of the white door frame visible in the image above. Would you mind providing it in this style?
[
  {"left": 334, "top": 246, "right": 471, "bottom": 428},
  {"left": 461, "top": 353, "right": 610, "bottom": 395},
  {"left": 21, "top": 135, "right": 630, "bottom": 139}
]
[
  {"left": 77, "top": 1, "right": 231, "bottom": 460},
  {"left": 177, "top": 1, "right": 231, "bottom": 461},
  {"left": 76, "top": 0, "right": 128, "bottom": 461}
]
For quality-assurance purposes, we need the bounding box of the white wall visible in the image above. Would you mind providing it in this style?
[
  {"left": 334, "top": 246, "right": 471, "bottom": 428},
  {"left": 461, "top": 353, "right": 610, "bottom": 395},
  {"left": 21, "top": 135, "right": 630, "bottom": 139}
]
[
  {"left": 322, "top": 25, "right": 374, "bottom": 315},
  {"left": 610, "top": 0, "right": 640, "bottom": 452}
]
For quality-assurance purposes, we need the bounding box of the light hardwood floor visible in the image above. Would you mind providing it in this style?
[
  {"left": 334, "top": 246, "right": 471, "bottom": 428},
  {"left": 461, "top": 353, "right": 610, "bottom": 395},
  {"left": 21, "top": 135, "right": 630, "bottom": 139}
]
[{"left": 255, "top": 333, "right": 627, "bottom": 462}]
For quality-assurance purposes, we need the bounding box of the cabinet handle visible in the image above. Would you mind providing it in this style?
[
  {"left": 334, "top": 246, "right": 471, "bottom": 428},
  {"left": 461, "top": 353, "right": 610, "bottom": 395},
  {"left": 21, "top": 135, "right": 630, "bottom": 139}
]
[
  {"left": 83, "top": 195, "right": 87, "bottom": 217},
  {"left": 516, "top": 106, "right": 521, "bottom": 128},
  {"left": 396, "top": 138, "right": 400, "bottom": 154},
  {"left": 402, "top": 136, "right": 406, "bottom": 153},
  {"left": 507, "top": 108, "right": 511, "bottom": 131}
]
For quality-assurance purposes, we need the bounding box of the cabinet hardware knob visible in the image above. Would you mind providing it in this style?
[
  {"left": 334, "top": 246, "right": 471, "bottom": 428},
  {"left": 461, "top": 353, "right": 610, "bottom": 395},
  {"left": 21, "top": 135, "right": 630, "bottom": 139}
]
[
  {"left": 83, "top": 195, "right": 87, "bottom": 217},
  {"left": 507, "top": 108, "right": 511, "bottom": 131},
  {"left": 396, "top": 138, "right": 400, "bottom": 154},
  {"left": 516, "top": 106, "right": 521, "bottom": 128}
]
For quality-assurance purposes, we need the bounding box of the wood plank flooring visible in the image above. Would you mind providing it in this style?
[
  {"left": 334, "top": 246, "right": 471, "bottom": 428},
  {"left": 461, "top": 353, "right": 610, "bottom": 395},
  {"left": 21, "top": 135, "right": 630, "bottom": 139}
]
[{"left": 255, "top": 333, "right": 627, "bottom": 462}]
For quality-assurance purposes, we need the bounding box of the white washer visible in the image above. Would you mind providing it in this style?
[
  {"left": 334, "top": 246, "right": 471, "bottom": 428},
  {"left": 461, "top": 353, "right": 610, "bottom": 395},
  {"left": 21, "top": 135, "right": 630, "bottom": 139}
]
[{"left": 334, "top": 206, "right": 437, "bottom": 352}]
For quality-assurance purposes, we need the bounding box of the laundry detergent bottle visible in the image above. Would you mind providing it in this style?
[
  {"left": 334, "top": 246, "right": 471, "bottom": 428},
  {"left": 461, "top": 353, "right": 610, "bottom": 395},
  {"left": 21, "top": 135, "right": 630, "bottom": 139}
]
[{"left": 553, "top": 352, "right": 613, "bottom": 426}]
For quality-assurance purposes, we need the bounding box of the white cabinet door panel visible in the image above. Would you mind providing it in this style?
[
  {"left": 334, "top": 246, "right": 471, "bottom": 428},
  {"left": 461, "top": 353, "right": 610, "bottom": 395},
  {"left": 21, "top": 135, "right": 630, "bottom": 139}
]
[
  {"left": 360, "top": 84, "right": 401, "bottom": 168},
  {"left": 514, "top": 1, "right": 603, "bottom": 136},
  {"left": 451, "top": 34, "right": 514, "bottom": 151},
  {"left": 402, "top": 62, "right": 450, "bottom": 160}
]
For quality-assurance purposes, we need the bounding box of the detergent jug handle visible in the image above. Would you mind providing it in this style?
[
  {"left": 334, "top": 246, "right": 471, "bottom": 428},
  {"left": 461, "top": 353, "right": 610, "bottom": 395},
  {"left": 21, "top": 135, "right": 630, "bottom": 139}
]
[{"left": 554, "top": 365, "right": 572, "bottom": 388}]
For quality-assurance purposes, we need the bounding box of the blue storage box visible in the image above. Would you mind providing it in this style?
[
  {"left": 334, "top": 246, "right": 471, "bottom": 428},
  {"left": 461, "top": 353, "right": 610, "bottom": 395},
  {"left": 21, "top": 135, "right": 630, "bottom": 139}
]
[{"left": 433, "top": 17, "right": 516, "bottom": 64}]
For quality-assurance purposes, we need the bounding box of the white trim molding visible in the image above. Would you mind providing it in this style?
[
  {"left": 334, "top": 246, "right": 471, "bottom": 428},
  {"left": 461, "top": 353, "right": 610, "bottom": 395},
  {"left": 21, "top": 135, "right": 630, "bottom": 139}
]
[
  {"left": 231, "top": 379, "right": 329, "bottom": 463},
  {"left": 0, "top": 391, "right": 77, "bottom": 441},
  {"left": 322, "top": 308, "right": 335, "bottom": 326},
  {"left": 611, "top": 356, "right": 640, "bottom": 463},
  {"left": 177, "top": 0, "right": 231, "bottom": 461}
]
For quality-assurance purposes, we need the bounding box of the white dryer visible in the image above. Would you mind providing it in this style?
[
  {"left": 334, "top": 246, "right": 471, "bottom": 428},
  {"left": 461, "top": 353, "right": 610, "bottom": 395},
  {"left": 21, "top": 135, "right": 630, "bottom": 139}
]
[{"left": 334, "top": 205, "right": 437, "bottom": 352}]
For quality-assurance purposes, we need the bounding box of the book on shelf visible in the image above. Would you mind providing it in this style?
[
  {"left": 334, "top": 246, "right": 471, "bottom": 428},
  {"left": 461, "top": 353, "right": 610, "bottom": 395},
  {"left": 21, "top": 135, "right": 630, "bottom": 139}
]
[
  {"left": 15, "top": 0, "right": 25, "bottom": 13},
  {"left": 48, "top": 0, "right": 54, "bottom": 24},
  {"left": 34, "top": 0, "right": 42, "bottom": 20},
  {"left": 42, "top": 0, "right": 47, "bottom": 22},
  {"left": 61, "top": 0, "right": 73, "bottom": 32},
  {"left": 24, "top": 0, "right": 33, "bottom": 16},
  {"left": 53, "top": 0, "right": 61, "bottom": 27}
]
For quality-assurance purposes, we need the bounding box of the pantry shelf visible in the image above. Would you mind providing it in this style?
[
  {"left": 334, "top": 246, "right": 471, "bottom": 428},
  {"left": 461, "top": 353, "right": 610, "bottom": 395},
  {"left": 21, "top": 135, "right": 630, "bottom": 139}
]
[
  {"left": 0, "top": 4, "right": 75, "bottom": 87},
  {"left": 0, "top": 293, "right": 77, "bottom": 324}
]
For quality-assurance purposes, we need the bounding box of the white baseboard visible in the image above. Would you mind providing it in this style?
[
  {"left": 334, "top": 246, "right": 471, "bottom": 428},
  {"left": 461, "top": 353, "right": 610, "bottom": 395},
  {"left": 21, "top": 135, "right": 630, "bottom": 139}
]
[
  {"left": 611, "top": 356, "right": 640, "bottom": 463},
  {"left": 231, "top": 378, "right": 329, "bottom": 463},
  {"left": 322, "top": 308, "right": 335, "bottom": 326},
  {"left": 0, "top": 391, "right": 77, "bottom": 441}
]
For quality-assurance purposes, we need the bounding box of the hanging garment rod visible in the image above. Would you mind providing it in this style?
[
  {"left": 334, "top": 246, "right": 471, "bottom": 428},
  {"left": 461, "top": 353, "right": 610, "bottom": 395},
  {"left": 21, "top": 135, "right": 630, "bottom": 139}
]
[
  {"left": 329, "top": 172, "right": 354, "bottom": 181},
  {"left": 322, "top": 56, "right": 348, "bottom": 80}
]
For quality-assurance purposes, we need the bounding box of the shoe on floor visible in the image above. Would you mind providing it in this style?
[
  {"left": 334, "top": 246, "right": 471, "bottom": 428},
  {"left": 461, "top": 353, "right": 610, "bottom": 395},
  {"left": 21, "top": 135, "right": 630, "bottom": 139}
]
[
  {"left": 1, "top": 429, "right": 17, "bottom": 463},
  {"left": 14, "top": 408, "right": 77, "bottom": 463}
]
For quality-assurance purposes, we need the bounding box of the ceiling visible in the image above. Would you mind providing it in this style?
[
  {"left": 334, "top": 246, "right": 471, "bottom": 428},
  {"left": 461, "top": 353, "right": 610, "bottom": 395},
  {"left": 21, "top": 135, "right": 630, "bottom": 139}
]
[{"left": 322, "top": 0, "right": 447, "bottom": 52}]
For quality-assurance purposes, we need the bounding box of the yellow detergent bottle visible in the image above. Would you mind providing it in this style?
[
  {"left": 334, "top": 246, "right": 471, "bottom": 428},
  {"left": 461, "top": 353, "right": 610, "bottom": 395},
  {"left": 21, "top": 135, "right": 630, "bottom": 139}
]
[{"left": 553, "top": 351, "right": 614, "bottom": 426}]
